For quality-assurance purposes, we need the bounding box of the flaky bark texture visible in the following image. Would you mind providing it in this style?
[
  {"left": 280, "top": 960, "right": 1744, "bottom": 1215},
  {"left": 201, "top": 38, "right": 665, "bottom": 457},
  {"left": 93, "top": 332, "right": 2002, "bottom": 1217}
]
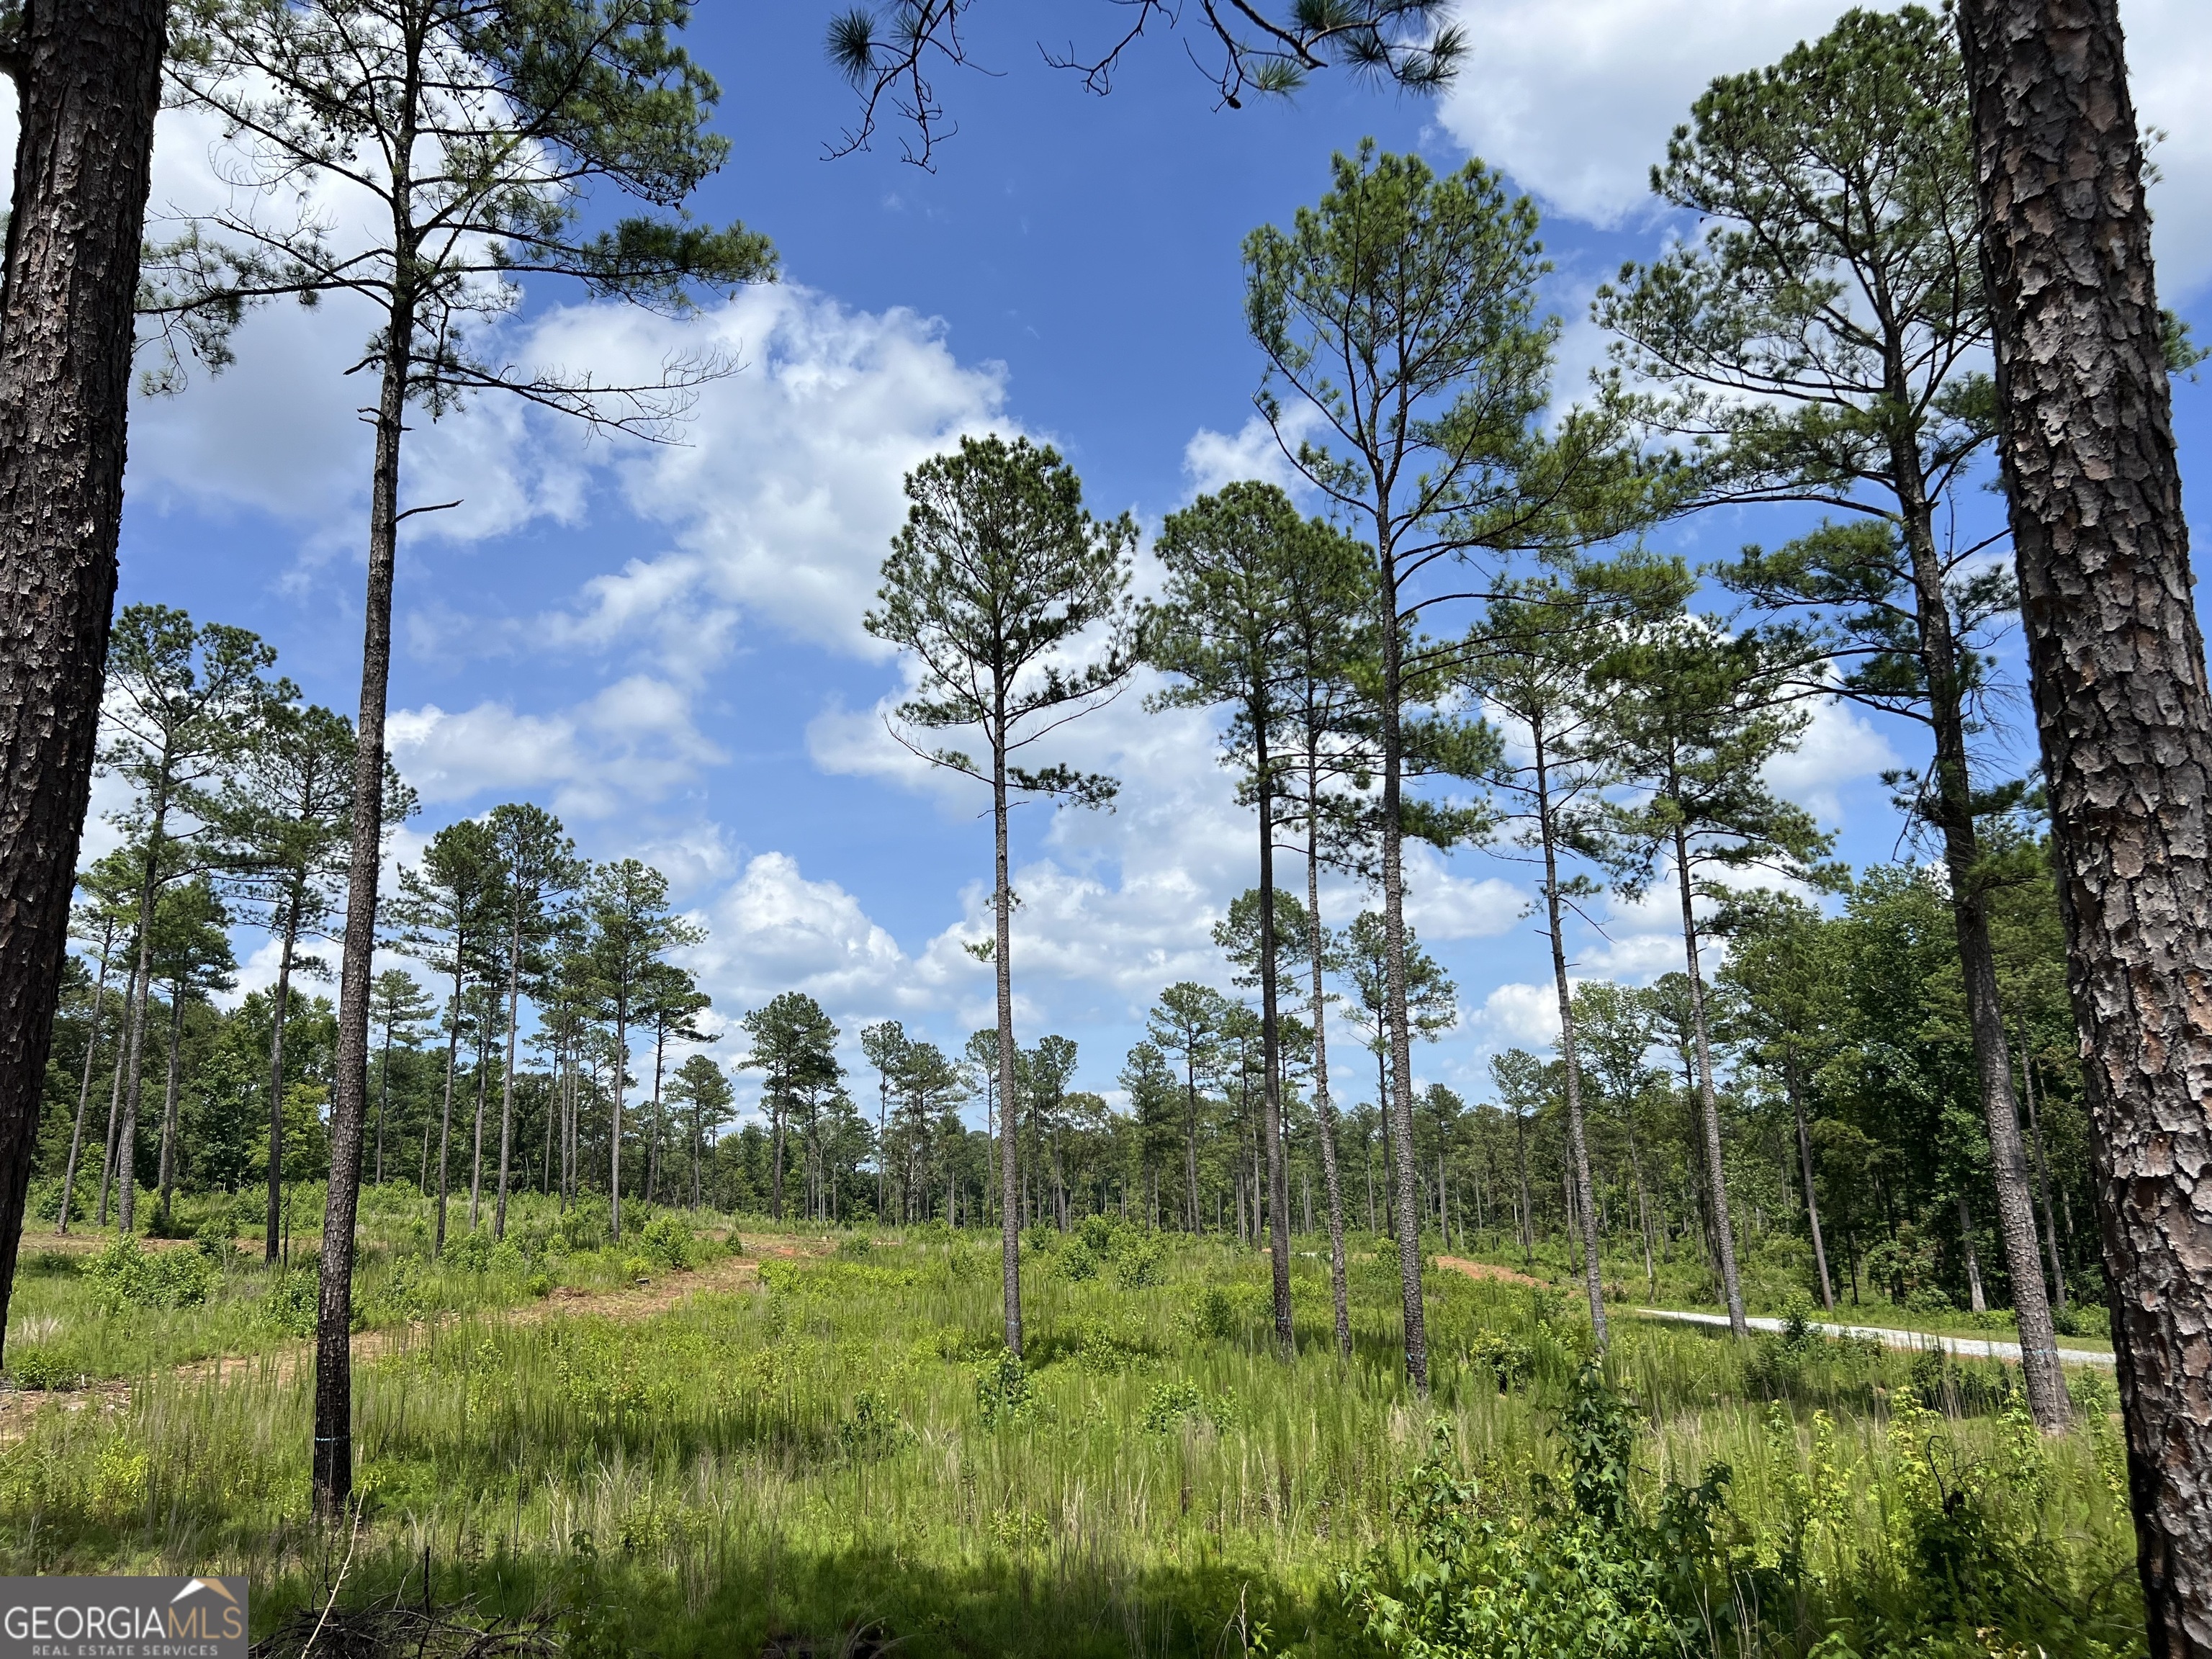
[
  {"left": 1959, "top": 1, "right": 2212, "bottom": 1650},
  {"left": 0, "top": 0, "right": 168, "bottom": 1354}
]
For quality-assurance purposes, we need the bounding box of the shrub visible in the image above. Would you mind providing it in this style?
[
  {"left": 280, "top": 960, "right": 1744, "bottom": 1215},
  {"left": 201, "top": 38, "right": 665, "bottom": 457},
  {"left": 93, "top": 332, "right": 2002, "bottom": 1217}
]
[
  {"left": 6, "top": 1348, "right": 83, "bottom": 1390},
  {"left": 1020, "top": 1224, "right": 1058, "bottom": 1256},
  {"left": 557, "top": 1200, "right": 611, "bottom": 1252},
  {"left": 444, "top": 1228, "right": 493, "bottom": 1272},
  {"left": 1056, "top": 1242, "right": 1100, "bottom": 1282},
  {"left": 489, "top": 1237, "right": 529, "bottom": 1276},
  {"left": 974, "top": 1352, "right": 1034, "bottom": 1426},
  {"left": 1074, "top": 1318, "right": 1159, "bottom": 1374},
  {"left": 1465, "top": 1328, "right": 1532, "bottom": 1393},
  {"left": 835, "top": 1234, "right": 874, "bottom": 1259},
  {"left": 836, "top": 1390, "right": 916, "bottom": 1460},
  {"left": 83, "top": 1236, "right": 217, "bottom": 1312},
  {"left": 638, "top": 1213, "right": 699, "bottom": 1270},
  {"left": 1179, "top": 1285, "right": 1241, "bottom": 1343},
  {"left": 261, "top": 1269, "right": 320, "bottom": 1336},
  {"left": 1141, "top": 1380, "right": 1237, "bottom": 1434},
  {"left": 1113, "top": 1233, "right": 1166, "bottom": 1289}
]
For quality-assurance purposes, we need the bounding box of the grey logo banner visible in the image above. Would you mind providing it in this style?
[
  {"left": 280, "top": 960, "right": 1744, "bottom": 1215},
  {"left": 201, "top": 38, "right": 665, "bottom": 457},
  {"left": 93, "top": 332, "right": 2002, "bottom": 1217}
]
[{"left": 0, "top": 1577, "right": 248, "bottom": 1659}]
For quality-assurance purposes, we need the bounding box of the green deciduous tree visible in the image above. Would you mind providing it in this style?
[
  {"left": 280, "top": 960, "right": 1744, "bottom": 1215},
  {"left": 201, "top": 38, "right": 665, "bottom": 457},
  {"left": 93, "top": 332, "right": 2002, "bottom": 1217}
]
[{"left": 865, "top": 433, "right": 1136, "bottom": 1357}]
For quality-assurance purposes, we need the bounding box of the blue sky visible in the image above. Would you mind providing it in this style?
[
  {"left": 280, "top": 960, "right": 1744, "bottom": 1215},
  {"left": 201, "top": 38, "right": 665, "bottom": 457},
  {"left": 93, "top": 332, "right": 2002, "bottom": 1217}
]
[{"left": 66, "top": 0, "right": 2212, "bottom": 1120}]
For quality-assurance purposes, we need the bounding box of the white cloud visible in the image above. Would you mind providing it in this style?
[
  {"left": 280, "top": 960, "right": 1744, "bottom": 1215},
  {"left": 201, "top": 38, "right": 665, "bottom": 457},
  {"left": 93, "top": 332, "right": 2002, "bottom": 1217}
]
[
  {"left": 1439, "top": 0, "right": 2212, "bottom": 297},
  {"left": 387, "top": 675, "right": 721, "bottom": 818},
  {"left": 1765, "top": 696, "right": 1900, "bottom": 824},
  {"left": 1182, "top": 404, "right": 1324, "bottom": 499},
  {"left": 1473, "top": 980, "right": 1563, "bottom": 1048}
]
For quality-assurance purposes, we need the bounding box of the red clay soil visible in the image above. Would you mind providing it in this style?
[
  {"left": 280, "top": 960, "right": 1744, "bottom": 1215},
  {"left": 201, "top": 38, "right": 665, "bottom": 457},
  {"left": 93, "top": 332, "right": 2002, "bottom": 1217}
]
[{"left": 1435, "top": 1254, "right": 1547, "bottom": 1288}]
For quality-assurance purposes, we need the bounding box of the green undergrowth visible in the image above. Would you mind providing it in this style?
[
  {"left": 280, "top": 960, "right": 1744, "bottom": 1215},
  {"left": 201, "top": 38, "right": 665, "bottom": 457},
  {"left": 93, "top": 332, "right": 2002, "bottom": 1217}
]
[{"left": 0, "top": 1224, "right": 2142, "bottom": 1657}]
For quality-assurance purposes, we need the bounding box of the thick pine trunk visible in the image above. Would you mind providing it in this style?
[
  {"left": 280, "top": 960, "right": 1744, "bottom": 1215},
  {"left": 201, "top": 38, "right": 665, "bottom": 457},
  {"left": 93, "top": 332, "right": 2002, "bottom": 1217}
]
[
  {"left": 1535, "top": 725, "right": 1609, "bottom": 1349},
  {"left": 993, "top": 732, "right": 1022, "bottom": 1357},
  {"left": 1307, "top": 773, "right": 1352, "bottom": 1356},
  {"left": 1960, "top": 1, "right": 2212, "bottom": 1645},
  {"left": 0, "top": 0, "right": 168, "bottom": 1349},
  {"left": 1674, "top": 817, "right": 1747, "bottom": 1336},
  {"left": 313, "top": 287, "right": 410, "bottom": 1519}
]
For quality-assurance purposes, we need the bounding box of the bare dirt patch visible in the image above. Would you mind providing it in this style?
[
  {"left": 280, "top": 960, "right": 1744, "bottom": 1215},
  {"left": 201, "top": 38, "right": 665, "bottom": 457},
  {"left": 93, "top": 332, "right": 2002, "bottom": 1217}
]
[{"left": 1436, "top": 1254, "right": 1547, "bottom": 1289}]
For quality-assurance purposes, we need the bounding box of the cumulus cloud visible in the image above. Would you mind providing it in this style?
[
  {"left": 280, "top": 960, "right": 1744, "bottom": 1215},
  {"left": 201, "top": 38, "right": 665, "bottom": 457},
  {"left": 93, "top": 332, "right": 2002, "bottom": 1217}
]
[
  {"left": 387, "top": 674, "right": 723, "bottom": 819},
  {"left": 1439, "top": 0, "right": 2212, "bottom": 296}
]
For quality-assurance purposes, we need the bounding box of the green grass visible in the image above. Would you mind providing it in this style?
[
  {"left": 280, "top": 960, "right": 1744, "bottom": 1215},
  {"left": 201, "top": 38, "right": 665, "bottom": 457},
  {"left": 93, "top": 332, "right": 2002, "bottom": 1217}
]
[{"left": 0, "top": 1215, "right": 2146, "bottom": 1657}]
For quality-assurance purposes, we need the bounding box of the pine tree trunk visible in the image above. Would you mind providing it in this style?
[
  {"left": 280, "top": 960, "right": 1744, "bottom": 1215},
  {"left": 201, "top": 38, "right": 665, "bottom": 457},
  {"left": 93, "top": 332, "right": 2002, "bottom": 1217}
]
[
  {"left": 2019, "top": 1032, "right": 2066, "bottom": 1305},
  {"left": 495, "top": 913, "right": 522, "bottom": 1238},
  {"left": 97, "top": 1021, "right": 125, "bottom": 1226},
  {"left": 0, "top": 0, "right": 168, "bottom": 1346},
  {"left": 156, "top": 979, "right": 184, "bottom": 1221},
  {"left": 993, "top": 724, "right": 1022, "bottom": 1357},
  {"left": 467, "top": 1036, "right": 487, "bottom": 1230},
  {"left": 1788, "top": 1052, "right": 1835, "bottom": 1311},
  {"left": 1673, "top": 817, "right": 1748, "bottom": 1336},
  {"left": 1375, "top": 554, "right": 1429, "bottom": 1393},
  {"left": 264, "top": 905, "right": 299, "bottom": 1262},
  {"left": 1959, "top": 1193, "right": 1989, "bottom": 1315},
  {"left": 1536, "top": 724, "right": 1609, "bottom": 1348},
  {"left": 608, "top": 1010, "right": 627, "bottom": 1243},
  {"left": 1960, "top": 1, "right": 2212, "bottom": 1640},
  {"left": 1306, "top": 772, "right": 1352, "bottom": 1357},
  {"left": 117, "top": 793, "right": 170, "bottom": 1236},
  {"left": 1254, "top": 722, "right": 1294, "bottom": 1349},
  {"left": 313, "top": 259, "right": 415, "bottom": 1519},
  {"left": 435, "top": 968, "right": 460, "bottom": 1254},
  {"left": 58, "top": 934, "right": 112, "bottom": 1233}
]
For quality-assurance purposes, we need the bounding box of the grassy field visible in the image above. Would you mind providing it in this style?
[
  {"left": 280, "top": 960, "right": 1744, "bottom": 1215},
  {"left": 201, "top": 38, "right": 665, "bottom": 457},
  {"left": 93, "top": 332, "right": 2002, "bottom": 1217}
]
[{"left": 0, "top": 1195, "right": 2149, "bottom": 1657}]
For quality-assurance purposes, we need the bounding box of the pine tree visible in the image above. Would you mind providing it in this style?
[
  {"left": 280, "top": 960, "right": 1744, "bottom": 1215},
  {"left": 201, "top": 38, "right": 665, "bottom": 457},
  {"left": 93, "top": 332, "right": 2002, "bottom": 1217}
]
[{"left": 864, "top": 433, "right": 1137, "bottom": 1357}]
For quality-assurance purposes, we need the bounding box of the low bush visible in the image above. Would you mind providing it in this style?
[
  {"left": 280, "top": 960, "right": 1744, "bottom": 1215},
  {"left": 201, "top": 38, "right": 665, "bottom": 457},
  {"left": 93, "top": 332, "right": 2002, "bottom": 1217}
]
[
  {"left": 83, "top": 1236, "right": 217, "bottom": 1312},
  {"left": 638, "top": 1214, "right": 700, "bottom": 1271}
]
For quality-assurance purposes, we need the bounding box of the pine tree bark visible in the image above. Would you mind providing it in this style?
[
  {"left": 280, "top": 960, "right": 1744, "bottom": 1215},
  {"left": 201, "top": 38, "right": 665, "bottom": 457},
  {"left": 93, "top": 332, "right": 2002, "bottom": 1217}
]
[
  {"left": 1254, "top": 720, "right": 1294, "bottom": 1352},
  {"left": 0, "top": 0, "right": 169, "bottom": 1352},
  {"left": 313, "top": 287, "right": 411, "bottom": 1519},
  {"left": 1959, "top": 1, "right": 2212, "bottom": 1645},
  {"left": 1375, "top": 553, "right": 1429, "bottom": 1395},
  {"left": 1307, "top": 773, "right": 1352, "bottom": 1357},
  {"left": 2019, "top": 1030, "right": 2066, "bottom": 1306},
  {"left": 992, "top": 716, "right": 1022, "bottom": 1357}
]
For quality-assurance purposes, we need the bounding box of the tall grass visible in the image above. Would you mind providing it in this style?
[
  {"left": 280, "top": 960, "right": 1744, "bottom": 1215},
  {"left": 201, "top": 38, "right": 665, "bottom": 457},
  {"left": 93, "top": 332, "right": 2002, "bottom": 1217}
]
[{"left": 0, "top": 1220, "right": 2143, "bottom": 1656}]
